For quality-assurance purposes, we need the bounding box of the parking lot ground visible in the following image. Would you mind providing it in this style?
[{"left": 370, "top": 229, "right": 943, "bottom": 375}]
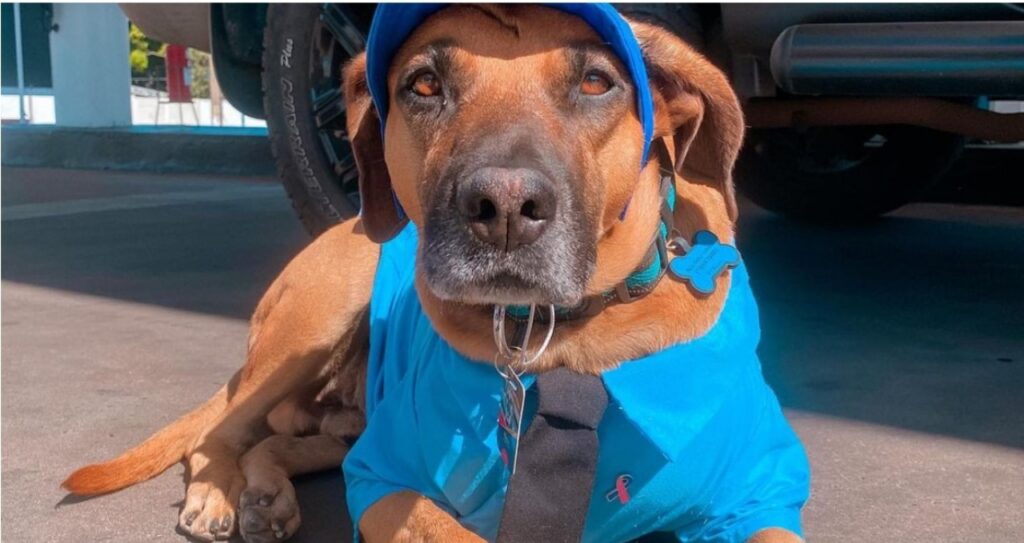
[{"left": 2, "top": 166, "right": 1022, "bottom": 542}]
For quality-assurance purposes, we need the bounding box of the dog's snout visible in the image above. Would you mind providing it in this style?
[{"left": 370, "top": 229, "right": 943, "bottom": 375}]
[{"left": 456, "top": 167, "right": 556, "bottom": 251}]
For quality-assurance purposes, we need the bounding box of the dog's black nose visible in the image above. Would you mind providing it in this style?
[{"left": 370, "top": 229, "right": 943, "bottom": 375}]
[{"left": 456, "top": 167, "right": 556, "bottom": 251}]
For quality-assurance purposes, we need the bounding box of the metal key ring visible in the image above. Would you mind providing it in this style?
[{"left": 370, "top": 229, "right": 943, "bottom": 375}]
[{"left": 492, "top": 304, "right": 556, "bottom": 373}]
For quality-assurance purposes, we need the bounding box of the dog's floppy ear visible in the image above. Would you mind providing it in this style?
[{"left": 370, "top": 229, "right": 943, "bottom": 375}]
[
  {"left": 343, "top": 53, "right": 408, "bottom": 243},
  {"left": 632, "top": 21, "right": 745, "bottom": 220}
]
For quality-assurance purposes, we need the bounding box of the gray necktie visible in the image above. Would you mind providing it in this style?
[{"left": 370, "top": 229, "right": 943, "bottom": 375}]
[{"left": 497, "top": 367, "right": 609, "bottom": 543}]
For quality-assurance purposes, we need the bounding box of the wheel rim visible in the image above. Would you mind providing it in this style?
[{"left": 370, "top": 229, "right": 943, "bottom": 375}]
[{"left": 308, "top": 4, "right": 368, "bottom": 213}]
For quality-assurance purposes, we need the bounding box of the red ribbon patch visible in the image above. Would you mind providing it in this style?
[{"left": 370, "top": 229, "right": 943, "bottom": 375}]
[{"left": 615, "top": 474, "right": 631, "bottom": 504}]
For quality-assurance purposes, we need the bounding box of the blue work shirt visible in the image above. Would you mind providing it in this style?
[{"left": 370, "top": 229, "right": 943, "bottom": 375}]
[{"left": 343, "top": 224, "right": 810, "bottom": 542}]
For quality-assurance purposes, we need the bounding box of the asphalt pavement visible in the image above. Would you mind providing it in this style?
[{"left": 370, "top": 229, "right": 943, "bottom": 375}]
[{"left": 2, "top": 166, "right": 1022, "bottom": 542}]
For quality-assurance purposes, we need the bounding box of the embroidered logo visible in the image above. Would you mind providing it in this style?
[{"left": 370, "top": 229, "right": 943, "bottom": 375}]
[{"left": 605, "top": 474, "right": 633, "bottom": 504}]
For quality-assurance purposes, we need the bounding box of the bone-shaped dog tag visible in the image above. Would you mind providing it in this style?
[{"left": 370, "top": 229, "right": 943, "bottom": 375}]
[
  {"left": 668, "top": 230, "right": 740, "bottom": 295},
  {"left": 497, "top": 370, "right": 526, "bottom": 474}
]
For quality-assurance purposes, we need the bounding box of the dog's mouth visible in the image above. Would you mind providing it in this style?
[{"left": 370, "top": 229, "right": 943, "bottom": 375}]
[
  {"left": 429, "top": 264, "right": 578, "bottom": 306},
  {"left": 421, "top": 207, "right": 595, "bottom": 307}
]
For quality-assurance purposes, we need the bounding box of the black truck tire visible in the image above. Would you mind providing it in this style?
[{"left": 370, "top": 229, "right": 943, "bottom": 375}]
[
  {"left": 735, "top": 126, "right": 965, "bottom": 222},
  {"left": 262, "top": 4, "right": 372, "bottom": 235}
]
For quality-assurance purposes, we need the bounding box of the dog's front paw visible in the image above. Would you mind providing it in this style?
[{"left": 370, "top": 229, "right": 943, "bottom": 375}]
[
  {"left": 178, "top": 479, "right": 240, "bottom": 541},
  {"left": 238, "top": 471, "right": 301, "bottom": 543}
]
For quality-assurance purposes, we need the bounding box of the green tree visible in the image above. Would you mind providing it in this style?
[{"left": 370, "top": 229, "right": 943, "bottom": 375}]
[
  {"left": 188, "top": 49, "right": 211, "bottom": 99},
  {"left": 129, "top": 23, "right": 166, "bottom": 89}
]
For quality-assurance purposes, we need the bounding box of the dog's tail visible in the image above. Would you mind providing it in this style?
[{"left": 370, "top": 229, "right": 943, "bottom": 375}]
[{"left": 62, "top": 385, "right": 228, "bottom": 496}]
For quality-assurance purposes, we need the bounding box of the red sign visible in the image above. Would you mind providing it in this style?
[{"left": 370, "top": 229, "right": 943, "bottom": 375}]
[{"left": 165, "top": 44, "right": 192, "bottom": 103}]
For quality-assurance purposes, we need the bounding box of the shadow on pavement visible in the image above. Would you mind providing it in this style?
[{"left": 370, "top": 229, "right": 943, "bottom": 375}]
[
  {"left": 2, "top": 168, "right": 310, "bottom": 321},
  {"left": 3, "top": 167, "right": 1022, "bottom": 453},
  {"left": 739, "top": 206, "right": 1024, "bottom": 450},
  {"left": 3, "top": 167, "right": 1022, "bottom": 542}
]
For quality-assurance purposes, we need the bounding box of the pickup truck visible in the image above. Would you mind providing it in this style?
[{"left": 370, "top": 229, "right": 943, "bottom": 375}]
[{"left": 121, "top": 3, "right": 1024, "bottom": 233}]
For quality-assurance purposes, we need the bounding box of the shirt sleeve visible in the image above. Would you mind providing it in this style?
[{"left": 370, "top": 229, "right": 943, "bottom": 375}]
[
  {"left": 342, "top": 361, "right": 443, "bottom": 537},
  {"left": 701, "top": 451, "right": 808, "bottom": 543},
  {"left": 676, "top": 443, "right": 809, "bottom": 543},
  {"left": 683, "top": 385, "right": 811, "bottom": 543}
]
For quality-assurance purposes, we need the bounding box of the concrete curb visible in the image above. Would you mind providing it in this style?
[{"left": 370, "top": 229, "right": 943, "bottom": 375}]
[{"left": 1, "top": 125, "right": 276, "bottom": 175}]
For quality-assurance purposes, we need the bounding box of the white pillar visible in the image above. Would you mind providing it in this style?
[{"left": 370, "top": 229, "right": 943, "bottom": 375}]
[
  {"left": 13, "top": 3, "right": 27, "bottom": 123},
  {"left": 49, "top": 4, "right": 132, "bottom": 127}
]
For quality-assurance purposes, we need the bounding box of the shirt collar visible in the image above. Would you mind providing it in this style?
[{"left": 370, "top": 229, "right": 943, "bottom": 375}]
[
  {"left": 598, "top": 263, "right": 759, "bottom": 460},
  {"left": 440, "top": 262, "right": 759, "bottom": 462}
]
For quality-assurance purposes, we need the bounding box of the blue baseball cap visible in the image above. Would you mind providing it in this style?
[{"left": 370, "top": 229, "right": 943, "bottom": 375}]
[{"left": 365, "top": 3, "right": 655, "bottom": 165}]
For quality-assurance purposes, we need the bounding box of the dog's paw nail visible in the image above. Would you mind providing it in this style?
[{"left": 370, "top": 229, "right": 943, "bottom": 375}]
[
  {"left": 275, "top": 529, "right": 285, "bottom": 539},
  {"left": 219, "top": 515, "right": 233, "bottom": 532},
  {"left": 259, "top": 496, "right": 272, "bottom": 507},
  {"left": 184, "top": 511, "right": 198, "bottom": 526}
]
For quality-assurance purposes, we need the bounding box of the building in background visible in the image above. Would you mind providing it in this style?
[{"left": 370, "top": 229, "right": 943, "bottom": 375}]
[
  {"left": 1, "top": 3, "right": 263, "bottom": 128},
  {"left": 2, "top": 3, "right": 54, "bottom": 124}
]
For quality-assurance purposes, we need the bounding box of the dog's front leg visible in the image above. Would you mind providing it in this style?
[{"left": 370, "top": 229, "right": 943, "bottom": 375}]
[
  {"left": 177, "top": 340, "right": 351, "bottom": 541},
  {"left": 360, "top": 492, "right": 485, "bottom": 543},
  {"left": 176, "top": 219, "right": 379, "bottom": 541},
  {"left": 178, "top": 436, "right": 248, "bottom": 540},
  {"left": 237, "top": 434, "right": 351, "bottom": 542}
]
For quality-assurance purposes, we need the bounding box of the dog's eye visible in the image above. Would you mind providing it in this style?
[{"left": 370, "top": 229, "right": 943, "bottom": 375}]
[
  {"left": 411, "top": 72, "right": 442, "bottom": 97},
  {"left": 580, "top": 72, "right": 613, "bottom": 96}
]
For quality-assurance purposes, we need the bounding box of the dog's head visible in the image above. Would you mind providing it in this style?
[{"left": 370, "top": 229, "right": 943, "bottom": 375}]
[{"left": 344, "top": 4, "right": 743, "bottom": 307}]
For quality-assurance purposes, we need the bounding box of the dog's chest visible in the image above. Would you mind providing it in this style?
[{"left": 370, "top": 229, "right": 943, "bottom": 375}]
[
  {"left": 355, "top": 227, "right": 809, "bottom": 541},
  {"left": 401, "top": 337, "right": 780, "bottom": 542}
]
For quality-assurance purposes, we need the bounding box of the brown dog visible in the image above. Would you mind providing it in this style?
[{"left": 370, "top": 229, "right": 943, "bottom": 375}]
[{"left": 65, "top": 5, "right": 803, "bottom": 543}]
